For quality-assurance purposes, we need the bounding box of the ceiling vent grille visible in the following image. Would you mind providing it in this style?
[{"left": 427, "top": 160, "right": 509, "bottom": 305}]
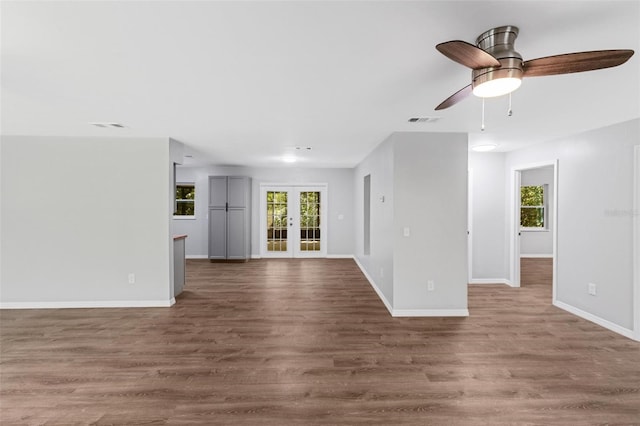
[
  {"left": 408, "top": 117, "right": 441, "bottom": 123},
  {"left": 90, "top": 122, "right": 126, "bottom": 128}
]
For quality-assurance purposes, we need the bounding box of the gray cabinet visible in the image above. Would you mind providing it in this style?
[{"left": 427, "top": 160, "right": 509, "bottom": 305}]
[{"left": 208, "top": 176, "right": 251, "bottom": 260}]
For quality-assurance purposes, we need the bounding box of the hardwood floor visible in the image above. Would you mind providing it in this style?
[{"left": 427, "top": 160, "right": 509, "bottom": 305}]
[
  {"left": 520, "top": 257, "right": 553, "bottom": 287},
  {"left": 1, "top": 258, "right": 639, "bottom": 425}
]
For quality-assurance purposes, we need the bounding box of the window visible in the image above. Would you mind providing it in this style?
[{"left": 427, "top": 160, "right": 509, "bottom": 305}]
[
  {"left": 175, "top": 183, "right": 195, "bottom": 218},
  {"left": 520, "top": 185, "right": 546, "bottom": 229}
]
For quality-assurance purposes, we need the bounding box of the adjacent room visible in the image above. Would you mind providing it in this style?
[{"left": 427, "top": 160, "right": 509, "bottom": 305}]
[{"left": 1, "top": 1, "right": 639, "bottom": 424}]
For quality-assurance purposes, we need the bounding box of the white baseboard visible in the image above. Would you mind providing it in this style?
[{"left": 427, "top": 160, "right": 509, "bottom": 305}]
[
  {"left": 251, "top": 254, "right": 262, "bottom": 259},
  {"left": 0, "top": 298, "right": 176, "bottom": 309},
  {"left": 520, "top": 254, "right": 554, "bottom": 258},
  {"left": 469, "top": 278, "right": 514, "bottom": 286},
  {"left": 186, "top": 255, "right": 208, "bottom": 259},
  {"left": 353, "top": 258, "right": 469, "bottom": 317},
  {"left": 353, "top": 257, "right": 393, "bottom": 315},
  {"left": 553, "top": 300, "right": 636, "bottom": 341}
]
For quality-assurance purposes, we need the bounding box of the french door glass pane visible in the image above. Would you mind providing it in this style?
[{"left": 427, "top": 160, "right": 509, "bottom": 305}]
[
  {"left": 267, "top": 191, "right": 288, "bottom": 252},
  {"left": 299, "top": 191, "right": 321, "bottom": 252}
]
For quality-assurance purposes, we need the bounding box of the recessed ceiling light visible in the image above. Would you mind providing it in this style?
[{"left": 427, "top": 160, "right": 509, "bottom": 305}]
[{"left": 471, "top": 143, "right": 498, "bottom": 152}]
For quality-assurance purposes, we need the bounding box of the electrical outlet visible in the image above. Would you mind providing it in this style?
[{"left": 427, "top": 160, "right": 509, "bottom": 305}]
[
  {"left": 128, "top": 273, "right": 136, "bottom": 284},
  {"left": 427, "top": 280, "right": 435, "bottom": 291},
  {"left": 588, "top": 282, "right": 596, "bottom": 296}
]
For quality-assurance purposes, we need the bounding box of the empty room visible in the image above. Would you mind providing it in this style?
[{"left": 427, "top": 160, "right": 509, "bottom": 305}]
[{"left": 1, "top": 1, "right": 639, "bottom": 424}]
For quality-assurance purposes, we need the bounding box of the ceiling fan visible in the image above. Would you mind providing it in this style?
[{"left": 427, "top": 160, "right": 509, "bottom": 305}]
[{"left": 434, "top": 25, "right": 634, "bottom": 110}]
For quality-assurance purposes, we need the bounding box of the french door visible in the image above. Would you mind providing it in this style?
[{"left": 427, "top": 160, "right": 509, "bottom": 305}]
[{"left": 260, "top": 184, "right": 327, "bottom": 258}]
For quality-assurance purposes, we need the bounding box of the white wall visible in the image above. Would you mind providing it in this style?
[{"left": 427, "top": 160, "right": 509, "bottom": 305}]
[
  {"left": 0, "top": 136, "right": 175, "bottom": 307},
  {"left": 354, "top": 135, "right": 395, "bottom": 307},
  {"left": 173, "top": 165, "right": 355, "bottom": 258},
  {"left": 468, "top": 152, "right": 508, "bottom": 280},
  {"left": 505, "top": 119, "right": 639, "bottom": 331},
  {"left": 520, "top": 166, "right": 554, "bottom": 256}
]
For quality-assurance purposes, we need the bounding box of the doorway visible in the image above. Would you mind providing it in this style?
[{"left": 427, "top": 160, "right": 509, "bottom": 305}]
[
  {"left": 259, "top": 184, "right": 328, "bottom": 258},
  {"left": 510, "top": 161, "right": 558, "bottom": 299}
]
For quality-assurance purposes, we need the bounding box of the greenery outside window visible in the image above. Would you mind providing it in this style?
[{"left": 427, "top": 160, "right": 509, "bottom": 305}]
[
  {"left": 175, "top": 183, "right": 195, "bottom": 218},
  {"left": 520, "top": 185, "right": 546, "bottom": 229}
]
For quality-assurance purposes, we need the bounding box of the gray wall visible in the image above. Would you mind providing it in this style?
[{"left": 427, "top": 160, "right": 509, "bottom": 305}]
[
  {"left": 354, "top": 135, "right": 395, "bottom": 306},
  {"left": 1, "top": 136, "right": 175, "bottom": 306},
  {"left": 468, "top": 152, "right": 508, "bottom": 280},
  {"left": 505, "top": 119, "right": 639, "bottom": 330},
  {"left": 392, "top": 132, "right": 468, "bottom": 311},
  {"left": 520, "top": 166, "right": 554, "bottom": 256},
  {"left": 173, "top": 166, "right": 355, "bottom": 258},
  {"left": 354, "top": 132, "right": 468, "bottom": 314}
]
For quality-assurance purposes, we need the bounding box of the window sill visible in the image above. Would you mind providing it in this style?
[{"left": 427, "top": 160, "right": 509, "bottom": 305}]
[
  {"left": 520, "top": 228, "right": 549, "bottom": 232},
  {"left": 173, "top": 216, "right": 196, "bottom": 220}
]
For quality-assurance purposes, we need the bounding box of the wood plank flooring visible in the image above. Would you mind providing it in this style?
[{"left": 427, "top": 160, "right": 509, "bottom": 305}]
[{"left": 1, "top": 258, "right": 639, "bottom": 425}]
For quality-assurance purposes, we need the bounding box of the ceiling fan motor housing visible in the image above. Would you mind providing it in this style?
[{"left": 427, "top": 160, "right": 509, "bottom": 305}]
[{"left": 472, "top": 25, "right": 523, "bottom": 95}]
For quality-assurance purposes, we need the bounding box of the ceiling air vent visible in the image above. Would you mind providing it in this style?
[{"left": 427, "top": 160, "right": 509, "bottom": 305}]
[
  {"left": 90, "top": 122, "right": 126, "bottom": 128},
  {"left": 408, "top": 117, "right": 441, "bottom": 123}
]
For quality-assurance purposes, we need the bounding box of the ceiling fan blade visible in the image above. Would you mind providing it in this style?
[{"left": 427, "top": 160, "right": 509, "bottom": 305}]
[
  {"left": 523, "top": 49, "right": 634, "bottom": 77},
  {"left": 436, "top": 40, "right": 501, "bottom": 69},
  {"left": 435, "top": 84, "right": 472, "bottom": 110}
]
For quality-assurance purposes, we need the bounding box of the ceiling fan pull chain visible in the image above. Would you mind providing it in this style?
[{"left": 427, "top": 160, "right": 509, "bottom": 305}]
[
  {"left": 481, "top": 98, "right": 485, "bottom": 131},
  {"left": 508, "top": 93, "right": 513, "bottom": 117}
]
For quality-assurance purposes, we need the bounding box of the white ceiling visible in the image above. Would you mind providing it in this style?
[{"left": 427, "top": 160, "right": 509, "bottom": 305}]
[{"left": 2, "top": 1, "right": 639, "bottom": 167}]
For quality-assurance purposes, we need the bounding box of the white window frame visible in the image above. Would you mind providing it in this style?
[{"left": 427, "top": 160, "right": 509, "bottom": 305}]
[{"left": 174, "top": 182, "right": 196, "bottom": 219}]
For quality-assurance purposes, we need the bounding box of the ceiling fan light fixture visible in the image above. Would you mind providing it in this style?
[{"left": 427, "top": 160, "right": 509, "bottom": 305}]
[
  {"left": 435, "top": 25, "right": 634, "bottom": 110},
  {"left": 472, "top": 56, "right": 524, "bottom": 98},
  {"left": 472, "top": 76, "right": 522, "bottom": 98}
]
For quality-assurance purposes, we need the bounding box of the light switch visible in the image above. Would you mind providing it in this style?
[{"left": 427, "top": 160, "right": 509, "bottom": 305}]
[{"left": 403, "top": 227, "right": 410, "bottom": 237}]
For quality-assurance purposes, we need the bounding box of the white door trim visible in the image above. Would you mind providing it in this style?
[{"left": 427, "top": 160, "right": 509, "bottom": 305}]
[
  {"left": 510, "top": 168, "right": 522, "bottom": 287},
  {"left": 633, "top": 146, "right": 640, "bottom": 341},
  {"left": 467, "top": 168, "right": 473, "bottom": 283},
  {"left": 510, "top": 161, "right": 558, "bottom": 301}
]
